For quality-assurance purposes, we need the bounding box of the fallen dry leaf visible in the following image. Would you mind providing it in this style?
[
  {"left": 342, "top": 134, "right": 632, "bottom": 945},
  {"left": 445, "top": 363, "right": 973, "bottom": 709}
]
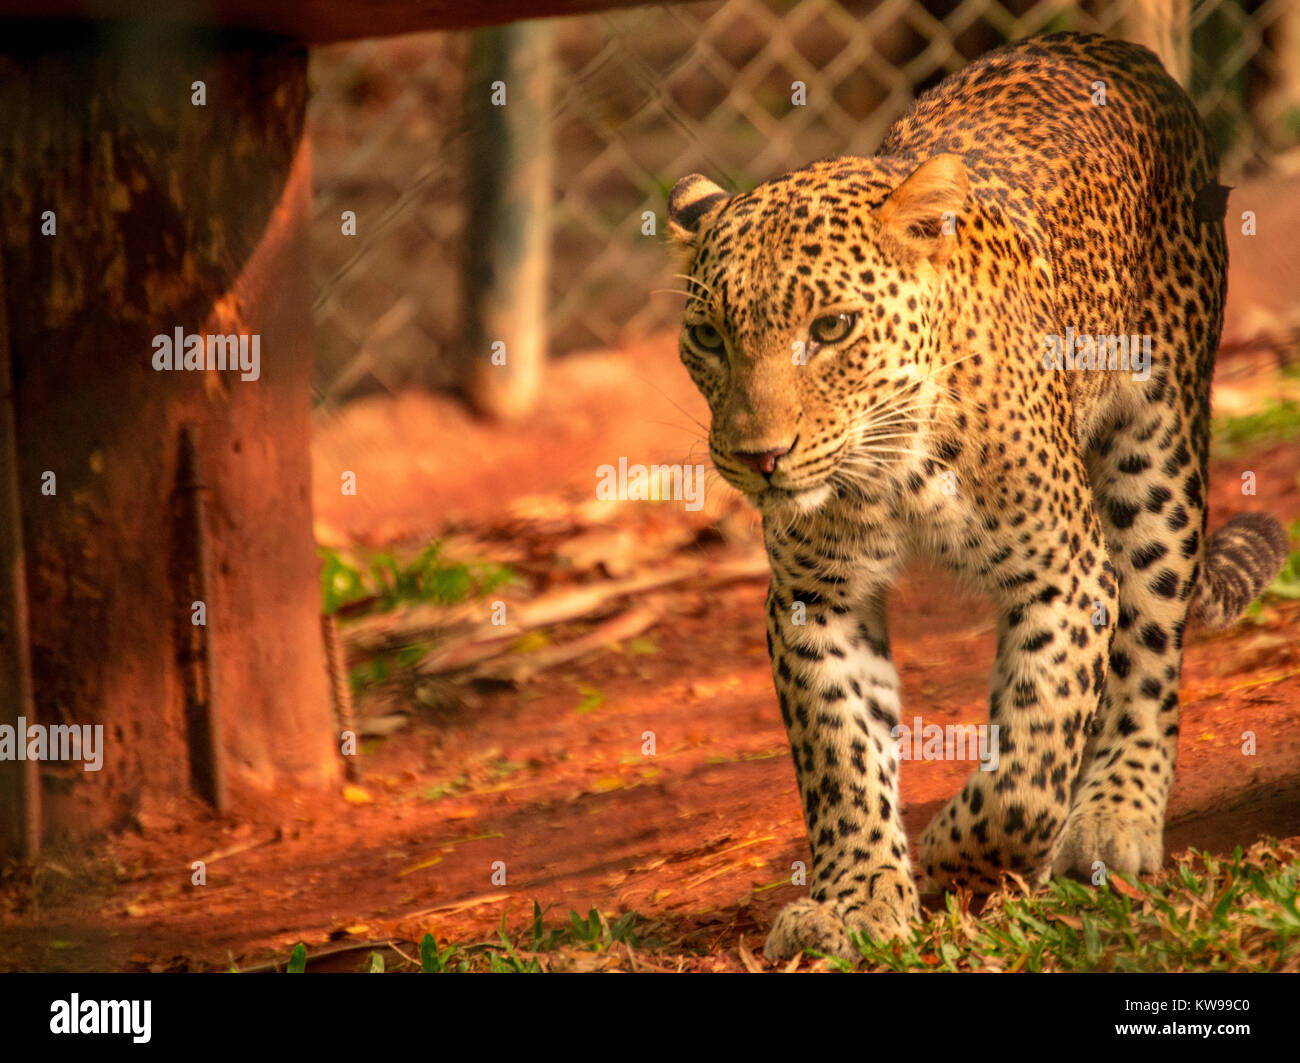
[
  {"left": 1108, "top": 873, "right": 1145, "bottom": 900},
  {"left": 737, "top": 935, "right": 764, "bottom": 973}
]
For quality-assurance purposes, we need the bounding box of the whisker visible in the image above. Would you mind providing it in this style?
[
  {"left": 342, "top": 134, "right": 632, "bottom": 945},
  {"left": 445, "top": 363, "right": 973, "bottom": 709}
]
[
  {"left": 846, "top": 415, "right": 926, "bottom": 438},
  {"left": 672, "top": 272, "right": 714, "bottom": 294},
  {"left": 641, "top": 418, "right": 709, "bottom": 444},
  {"left": 649, "top": 288, "right": 710, "bottom": 306},
  {"left": 838, "top": 452, "right": 894, "bottom": 465},
  {"left": 934, "top": 349, "right": 983, "bottom": 374},
  {"left": 628, "top": 371, "right": 711, "bottom": 434},
  {"left": 849, "top": 405, "right": 926, "bottom": 421},
  {"left": 848, "top": 397, "right": 931, "bottom": 420},
  {"left": 851, "top": 430, "right": 920, "bottom": 443}
]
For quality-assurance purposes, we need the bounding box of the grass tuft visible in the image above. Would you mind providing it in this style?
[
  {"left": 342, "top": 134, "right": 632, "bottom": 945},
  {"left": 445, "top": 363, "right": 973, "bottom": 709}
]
[
  {"left": 319, "top": 541, "right": 515, "bottom": 617},
  {"left": 846, "top": 839, "right": 1300, "bottom": 972}
]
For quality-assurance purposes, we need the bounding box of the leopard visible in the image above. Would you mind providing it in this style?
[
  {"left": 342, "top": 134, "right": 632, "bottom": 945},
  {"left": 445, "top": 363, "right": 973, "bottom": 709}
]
[{"left": 664, "top": 31, "right": 1289, "bottom": 963}]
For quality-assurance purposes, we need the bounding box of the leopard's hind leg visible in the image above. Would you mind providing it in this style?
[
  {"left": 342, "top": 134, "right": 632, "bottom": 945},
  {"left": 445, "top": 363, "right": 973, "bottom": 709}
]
[
  {"left": 1053, "top": 359, "right": 1208, "bottom": 877},
  {"left": 1052, "top": 180, "right": 1285, "bottom": 877}
]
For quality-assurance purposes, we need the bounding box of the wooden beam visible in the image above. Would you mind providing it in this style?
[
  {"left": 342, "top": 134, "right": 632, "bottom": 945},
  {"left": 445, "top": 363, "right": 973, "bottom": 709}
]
[{"left": 0, "top": 1, "right": 659, "bottom": 44}]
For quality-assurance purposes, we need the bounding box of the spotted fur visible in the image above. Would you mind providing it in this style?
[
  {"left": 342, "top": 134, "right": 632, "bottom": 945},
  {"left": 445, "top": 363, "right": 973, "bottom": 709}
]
[{"left": 666, "top": 32, "right": 1289, "bottom": 962}]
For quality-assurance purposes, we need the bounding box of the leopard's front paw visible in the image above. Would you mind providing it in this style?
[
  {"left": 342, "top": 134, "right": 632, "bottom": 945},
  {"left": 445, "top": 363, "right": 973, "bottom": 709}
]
[
  {"left": 1052, "top": 803, "right": 1162, "bottom": 879},
  {"left": 763, "top": 894, "right": 912, "bottom": 964}
]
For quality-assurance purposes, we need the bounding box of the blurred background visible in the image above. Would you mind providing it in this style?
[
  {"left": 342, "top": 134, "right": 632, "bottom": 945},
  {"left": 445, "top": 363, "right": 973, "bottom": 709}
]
[{"left": 309, "top": 0, "right": 1300, "bottom": 416}]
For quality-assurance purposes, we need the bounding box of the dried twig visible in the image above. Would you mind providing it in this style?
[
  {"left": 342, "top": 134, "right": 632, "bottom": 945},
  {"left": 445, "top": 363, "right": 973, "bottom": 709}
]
[
  {"left": 464, "top": 606, "right": 660, "bottom": 682},
  {"left": 342, "top": 549, "right": 768, "bottom": 685}
]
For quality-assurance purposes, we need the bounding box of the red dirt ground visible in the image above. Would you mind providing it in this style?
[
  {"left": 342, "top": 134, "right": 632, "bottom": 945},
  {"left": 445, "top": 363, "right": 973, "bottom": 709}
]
[{"left": 1, "top": 336, "right": 1297, "bottom": 973}]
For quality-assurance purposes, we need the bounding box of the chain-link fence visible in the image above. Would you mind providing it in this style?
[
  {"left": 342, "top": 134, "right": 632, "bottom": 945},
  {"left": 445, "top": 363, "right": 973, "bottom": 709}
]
[{"left": 309, "top": 0, "right": 1300, "bottom": 408}]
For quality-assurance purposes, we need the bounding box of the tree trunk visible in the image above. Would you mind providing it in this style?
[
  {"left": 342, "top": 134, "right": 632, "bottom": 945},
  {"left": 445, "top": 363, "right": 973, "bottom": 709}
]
[{"left": 0, "top": 24, "right": 339, "bottom": 857}]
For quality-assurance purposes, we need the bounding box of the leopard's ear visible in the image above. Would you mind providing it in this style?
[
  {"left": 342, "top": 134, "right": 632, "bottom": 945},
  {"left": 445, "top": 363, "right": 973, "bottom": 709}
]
[
  {"left": 667, "top": 174, "right": 729, "bottom": 250},
  {"left": 874, "top": 154, "right": 968, "bottom": 269}
]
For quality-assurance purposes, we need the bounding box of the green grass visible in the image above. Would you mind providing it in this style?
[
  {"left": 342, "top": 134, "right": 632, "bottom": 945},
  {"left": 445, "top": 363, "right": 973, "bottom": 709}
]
[
  {"left": 831, "top": 840, "right": 1300, "bottom": 973},
  {"left": 320, "top": 541, "right": 515, "bottom": 617},
  {"left": 319, "top": 540, "right": 517, "bottom": 698},
  {"left": 1211, "top": 398, "right": 1300, "bottom": 458},
  {"left": 1263, "top": 519, "right": 1300, "bottom": 601},
  {"left": 274, "top": 903, "right": 653, "bottom": 974},
  {"left": 414, "top": 905, "right": 648, "bottom": 973}
]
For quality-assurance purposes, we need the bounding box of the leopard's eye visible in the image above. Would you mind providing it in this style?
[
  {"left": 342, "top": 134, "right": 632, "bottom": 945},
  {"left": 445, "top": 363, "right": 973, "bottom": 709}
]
[
  {"left": 810, "top": 312, "right": 857, "bottom": 345},
  {"left": 688, "top": 323, "right": 725, "bottom": 352}
]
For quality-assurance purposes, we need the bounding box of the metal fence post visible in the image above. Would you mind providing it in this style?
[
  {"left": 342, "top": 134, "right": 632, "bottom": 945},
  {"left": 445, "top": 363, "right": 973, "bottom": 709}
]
[
  {"left": 461, "top": 21, "right": 554, "bottom": 419},
  {"left": 1117, "top": 0, "right": 1192, "bottom": 87}
]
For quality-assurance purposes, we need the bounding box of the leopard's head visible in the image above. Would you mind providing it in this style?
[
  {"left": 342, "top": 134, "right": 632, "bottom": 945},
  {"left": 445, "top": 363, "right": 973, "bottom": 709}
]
[{"left": 667, "top": 154, "right": 967, "bottom": 517}]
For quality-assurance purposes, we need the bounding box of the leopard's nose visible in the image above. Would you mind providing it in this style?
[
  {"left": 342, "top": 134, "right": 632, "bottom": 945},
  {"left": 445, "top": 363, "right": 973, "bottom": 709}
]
[{"left": 733, "top": 444, "right": 792, "bottom": 477}]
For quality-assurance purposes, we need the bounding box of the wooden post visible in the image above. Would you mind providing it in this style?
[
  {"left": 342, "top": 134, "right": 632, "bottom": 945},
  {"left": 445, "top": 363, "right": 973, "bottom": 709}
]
[
  {"left": 462, "top": 21, "right": 554, "bottom": 420},
  {"left": 0, "top": 25, "right": 338, "bottom": 856}
]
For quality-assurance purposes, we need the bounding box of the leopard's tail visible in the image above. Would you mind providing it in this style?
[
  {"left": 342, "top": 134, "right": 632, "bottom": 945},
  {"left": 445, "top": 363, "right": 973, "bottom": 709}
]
[{"left": 1190, "top": 512, "right": 1290, "bottom": 629}]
